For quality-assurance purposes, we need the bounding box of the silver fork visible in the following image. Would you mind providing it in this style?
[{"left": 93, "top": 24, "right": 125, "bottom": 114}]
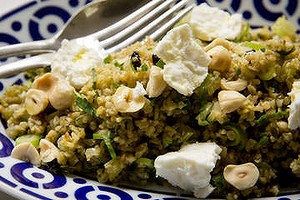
[
  {"left": 0, "top": 0, "right": 195, "bottom": 78},
  {"left": 0, "top": 0, "right": 165, "bottom": 59}
]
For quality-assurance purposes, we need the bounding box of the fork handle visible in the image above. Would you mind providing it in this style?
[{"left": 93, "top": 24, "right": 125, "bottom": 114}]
[
  {"left": 0, "top": 53, "right": 54, "bottom": 78},
  {"left": 0, "top": 39, "right": 56, "bottom": 59}
]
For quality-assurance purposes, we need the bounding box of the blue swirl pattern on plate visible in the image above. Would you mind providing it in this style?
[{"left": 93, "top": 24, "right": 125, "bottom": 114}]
[
  {"left": 197, "top": 0, "right": 300, "bottom": 31},
  {"left": 0, "top": 0, "right": 300, "bottom": 199}
]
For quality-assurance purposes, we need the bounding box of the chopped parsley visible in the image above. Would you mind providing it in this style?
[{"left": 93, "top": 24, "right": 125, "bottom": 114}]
[
  {"left": 74, "top": 91, "right": 97, "bottom": 118},
  {"left": 93, "top": 131, "right": 117, "bottom": 159}
]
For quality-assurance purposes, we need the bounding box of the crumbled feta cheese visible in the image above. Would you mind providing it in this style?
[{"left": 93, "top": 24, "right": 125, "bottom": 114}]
[
  {"left": 154, "top": 142, "right": 222, "bottom": 198},
  {"left": 76, "top": 37, "right": 108, "bottom": 58},
  {"left": 51, "top": 39, "right": 103, "bottom": 89},
  {"left": 154, "top": 24, "right": 211, "bottom": 96},
  {"left": 288, "top": 81, "right": 300, "bottom": 129},
  {"left": 189, "top": 3, "right": 242, "bottom": 41}
]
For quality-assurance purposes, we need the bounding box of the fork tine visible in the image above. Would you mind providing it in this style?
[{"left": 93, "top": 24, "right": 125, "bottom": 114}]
[
  {"left": 0, "top": 53, "right": 54, "bottom": 78},
  {"left": 106, "top": 0, "right": 195, "bottom": 54},
  {"left": 88, "top": 0, "right": 166, "bottom": 41},
  {"left": 96, "top": 0, "right": 178, "bottom": 48},
  {"left": 0, "top": 0, "right": 166, "bottom": 59},
  {"left": 0, "top": 0, "right": 196, "bottom": 78},
  {"left": 150, "top": 4, "right": 194, "bottom": 41}
]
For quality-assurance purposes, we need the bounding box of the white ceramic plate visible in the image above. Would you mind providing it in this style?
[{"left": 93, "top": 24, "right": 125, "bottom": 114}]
[{"left": 0, "top": 1, "right": 300, "bottom": 200}]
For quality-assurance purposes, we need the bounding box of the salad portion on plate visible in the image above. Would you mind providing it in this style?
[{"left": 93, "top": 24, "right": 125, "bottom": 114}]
[{"left": 0, "top": 2, "right": 300, "bottom": 200}]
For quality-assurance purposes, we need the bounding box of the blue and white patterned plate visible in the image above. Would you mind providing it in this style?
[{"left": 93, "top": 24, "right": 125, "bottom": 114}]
[{"left": 0, "top": 0, "right": 300, "bottom": 200}]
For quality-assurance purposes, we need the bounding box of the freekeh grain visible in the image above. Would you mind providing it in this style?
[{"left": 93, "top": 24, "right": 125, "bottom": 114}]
[{"left": 0, "top": 17, "right": 300, "bottom": 200}]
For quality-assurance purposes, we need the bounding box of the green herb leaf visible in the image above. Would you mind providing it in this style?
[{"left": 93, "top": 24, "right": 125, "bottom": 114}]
[
  {"left": 74, "top": 91, "right": 97, "bottom": 118},
  {"left": 236, "top": 22, "right": 250, "bottom": 42},
  {"left": 93, "top": 131, "right": 117, "bottom": 159},
  {"left": 243, "top": 42, "right": 266, "bottom": 51}
]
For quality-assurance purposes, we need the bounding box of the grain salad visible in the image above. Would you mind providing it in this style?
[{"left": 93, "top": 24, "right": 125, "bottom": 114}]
[{"left": 0, "top": 3, "right": 300, "bottom": 199}]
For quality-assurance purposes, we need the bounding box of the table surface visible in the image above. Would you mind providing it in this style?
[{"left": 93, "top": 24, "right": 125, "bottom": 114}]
[{"left": 0, "top": 192, "right": 18, "bottom": 200}]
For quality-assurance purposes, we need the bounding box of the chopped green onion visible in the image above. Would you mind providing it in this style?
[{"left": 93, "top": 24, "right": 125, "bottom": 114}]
[
  {"left": 104, "top": 159, "right": 124, "bottom": 181},
  {"left": 258, "top": 65, "right": 276, "bottom": 81},
  {"left": 212, "top": 173, "right": 225, "bottom": 190},
  {"left": 271, "top": 16, "right": 296, "bottom": 39},
  {"left": 258, "top": 135, "right": 269, "bottom": 146},
  {"left": 134, "top": 158, "right": 154, "bottom": 169},
  {"left": 114, "top": 61, "right": 124, "bottom": 70},
  {"left": 243, "top": 42, "right": 266, "bottom": 51},
  {"left": 111, "top": 81, "right": 120, "bottom": 89},
  {"left": 140, "top": 63, "right": 148, "bottom": 71},
  {"left": 225, "top": 124, "right": 247, "bottom": 149},
  {"left": 196, "top": 102, "right": 213, "bottom": 126},
  {"left": 104, "top": 55, "right": 112, "bottom": 64},
  {"left": 92, "top": 133, "right": 102, "bottom": 140},
  {"left": 155, "top": 59, "right": 166, "bottom": 69},
  {"left": 180, "top": 130, "right": 195, "bottom": 143},
  {"left": 195, "top": 72, "right": 221, "bottom": 106},
  {"left": 74, "top": 115, "right": 86, "bottom": 127},
  {"left": 15, "top": 134, "right": 41, "bottom": 148},
  {"left": 130, "top": 64, "right": 137, "bottom": 73},
  {"left": 255, "top": 111, "right": 288, "bottom": 125},
  {"left": 277, "top": 46, "right": 295, "bottom": 57},
  {"left": 162, "top": 133, "right": 173, "bottom": 148}
]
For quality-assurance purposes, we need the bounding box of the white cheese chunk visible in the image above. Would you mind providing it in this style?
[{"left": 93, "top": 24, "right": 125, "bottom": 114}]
[
  {"left": 154, "top": 24, "right": 211, "bottom": 96},
  {"left": 154, "top": 142, "right": 222, "bottom": 198},
  {"left": 189, "top": 3, "right": 242, "bottom": 41},
  {"left": 51, "top": 39, "right": 103, "bottom": 89},
  {"left": 288, "top": 81, "right": 300, "bottom": 129},
  {"left": 76, "top": 38, "right": 108, "bottom": 58}
]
